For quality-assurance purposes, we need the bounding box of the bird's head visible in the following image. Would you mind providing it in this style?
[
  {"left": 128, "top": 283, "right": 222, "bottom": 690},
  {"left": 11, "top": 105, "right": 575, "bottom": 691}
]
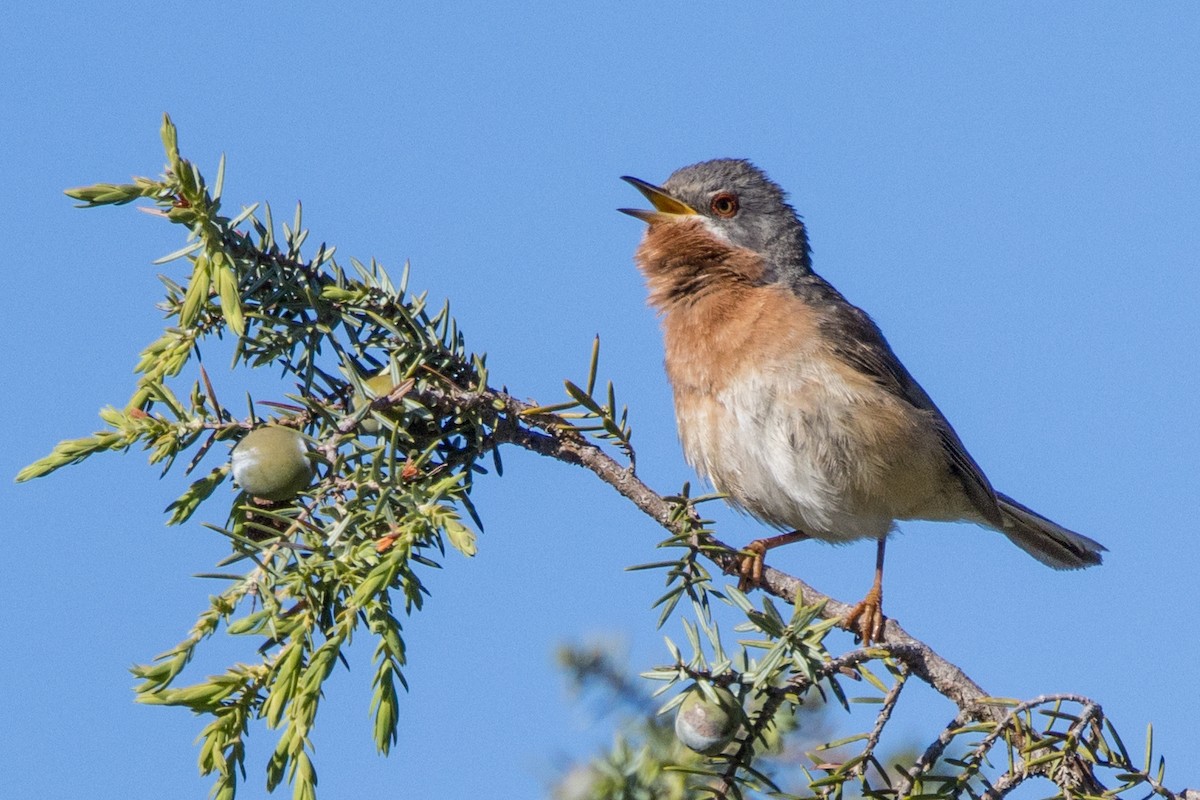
[{"left": 620, "top": 159, "right": 811, "bottom": 283}]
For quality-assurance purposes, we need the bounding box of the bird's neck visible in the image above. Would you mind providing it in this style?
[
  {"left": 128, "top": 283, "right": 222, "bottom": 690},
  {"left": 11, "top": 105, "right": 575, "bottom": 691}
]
[{"left": 766, "top": 221, "right": 813, "bottom": 277}]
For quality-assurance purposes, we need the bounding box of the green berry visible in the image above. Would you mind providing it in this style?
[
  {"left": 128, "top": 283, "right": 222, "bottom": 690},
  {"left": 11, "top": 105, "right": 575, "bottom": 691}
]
[
  {"left": 553, "top": 765, "right": 601, "bottom": 800},
  {"left": 354, "top": 371, "right": 403, "bottom": 435},
  {"left": 674, "top": 684, "right": 740, "bottom": 754},
  {"left": 230, "top": 426, "right": 313, "bottom": 501}
]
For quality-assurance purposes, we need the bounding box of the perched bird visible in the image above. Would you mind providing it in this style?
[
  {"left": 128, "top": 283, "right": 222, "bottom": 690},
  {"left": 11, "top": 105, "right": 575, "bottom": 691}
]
[{"left": 620, "top": 159, "right": 1105, "bottom": 643}]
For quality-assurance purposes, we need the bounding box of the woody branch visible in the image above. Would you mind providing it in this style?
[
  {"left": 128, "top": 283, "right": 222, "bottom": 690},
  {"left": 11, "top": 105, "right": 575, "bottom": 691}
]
[{"left": 412, "top": 380, "right": 1193, "bottom": 798}]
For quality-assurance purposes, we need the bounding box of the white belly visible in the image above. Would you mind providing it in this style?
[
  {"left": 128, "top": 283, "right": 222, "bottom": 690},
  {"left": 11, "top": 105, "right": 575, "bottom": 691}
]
[{"left": 675, "top": 359, "right": 940, "bottom": 542}]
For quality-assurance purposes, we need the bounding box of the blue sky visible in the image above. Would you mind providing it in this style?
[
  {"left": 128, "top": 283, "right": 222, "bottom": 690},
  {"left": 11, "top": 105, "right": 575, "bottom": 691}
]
[{"left": 3, "top": 4, "right": 1198, "bottom": 797}]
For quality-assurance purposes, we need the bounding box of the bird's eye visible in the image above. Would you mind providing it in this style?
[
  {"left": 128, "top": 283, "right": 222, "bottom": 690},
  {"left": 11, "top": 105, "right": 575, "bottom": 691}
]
[{"left": 710, "top": 192, "right": 739, "bottom": 218}]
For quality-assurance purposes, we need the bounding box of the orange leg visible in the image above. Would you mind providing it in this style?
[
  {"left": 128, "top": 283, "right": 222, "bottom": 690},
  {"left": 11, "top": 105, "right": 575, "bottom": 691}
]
[
  {"left": 844, "top": 538, "right": 887, "bottom": 644},
  {"left": 737, "top": 530, "right": 811, "bottom": 591}
]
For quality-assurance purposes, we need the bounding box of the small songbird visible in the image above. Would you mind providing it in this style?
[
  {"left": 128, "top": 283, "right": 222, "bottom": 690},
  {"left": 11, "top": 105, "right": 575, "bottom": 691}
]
[{"left": 620, "top": 159, "right": 1105, "bottom": 643}]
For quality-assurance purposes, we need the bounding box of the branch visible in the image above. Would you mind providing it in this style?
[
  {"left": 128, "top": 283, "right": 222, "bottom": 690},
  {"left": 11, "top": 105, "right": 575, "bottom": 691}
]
[
  {"left": 430, "top": 382, "right": 991, "bottom": 706},
  {"left": 854, "top": 663, "right": 908, "bottom": 779},
  {"left": 417, "top": 380, "right": 1195, "bottom": 799}
]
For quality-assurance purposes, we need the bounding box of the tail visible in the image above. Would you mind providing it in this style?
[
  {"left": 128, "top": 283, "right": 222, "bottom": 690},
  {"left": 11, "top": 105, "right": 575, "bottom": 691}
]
[{"left": 996, "top": 492, "right": 1106, "bottom": 570}]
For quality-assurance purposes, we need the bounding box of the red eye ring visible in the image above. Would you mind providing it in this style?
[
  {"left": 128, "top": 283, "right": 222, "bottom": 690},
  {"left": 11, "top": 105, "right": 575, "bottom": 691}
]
[{"left": 710, "top": 192, "right": 739, "bottom": 218}]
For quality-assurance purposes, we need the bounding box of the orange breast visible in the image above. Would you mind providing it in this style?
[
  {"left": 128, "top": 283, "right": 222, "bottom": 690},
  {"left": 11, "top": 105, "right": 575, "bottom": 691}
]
[{"left": 641, "top": 243, "right": 959, "bottom": 535}]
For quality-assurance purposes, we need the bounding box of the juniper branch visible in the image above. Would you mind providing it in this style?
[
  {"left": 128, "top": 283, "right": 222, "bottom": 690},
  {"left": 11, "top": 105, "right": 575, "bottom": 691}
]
[{"left": 406, "top": 380, "right": 1195, "bottom": 800}]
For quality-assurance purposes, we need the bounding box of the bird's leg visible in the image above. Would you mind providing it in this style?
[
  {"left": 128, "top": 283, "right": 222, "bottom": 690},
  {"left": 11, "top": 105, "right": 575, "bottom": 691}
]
[
  {"left": 737, "top": 530, "right": 811, "bottom": 590},
  {"left": 844, "top": 537, "right": 887, "bottom": 644}
]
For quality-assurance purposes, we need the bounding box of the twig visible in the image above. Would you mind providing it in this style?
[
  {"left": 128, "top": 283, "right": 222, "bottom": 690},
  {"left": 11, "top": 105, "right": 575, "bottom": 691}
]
[
  {"left": 855, "top": 664, "right": 908, "bottom": 780},
  {"left": 713, "top": 649, "right": 883, "bottom": 799}
]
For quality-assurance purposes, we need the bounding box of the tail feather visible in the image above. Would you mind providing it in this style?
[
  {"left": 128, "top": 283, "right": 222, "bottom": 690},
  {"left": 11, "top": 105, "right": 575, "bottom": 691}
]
[{"left": 995, "top": 492, "right": 1106, "bottom": 570}]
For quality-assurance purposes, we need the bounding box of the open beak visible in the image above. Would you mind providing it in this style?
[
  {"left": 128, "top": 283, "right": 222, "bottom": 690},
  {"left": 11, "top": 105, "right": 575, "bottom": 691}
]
[{"left": 618, "top": 176, "right": 698, "bottom": 222}]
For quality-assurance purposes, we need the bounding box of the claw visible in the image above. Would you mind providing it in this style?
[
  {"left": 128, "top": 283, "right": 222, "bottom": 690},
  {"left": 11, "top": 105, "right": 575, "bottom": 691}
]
[
  {"left": 737, "top": 541, "right": 768, "bottom": 591},
  {"left": 844, "top": 584, "right": 886, "bottom": 644},
  {"left": 735, "top": 531, "right": 809, "bottom": 591}
]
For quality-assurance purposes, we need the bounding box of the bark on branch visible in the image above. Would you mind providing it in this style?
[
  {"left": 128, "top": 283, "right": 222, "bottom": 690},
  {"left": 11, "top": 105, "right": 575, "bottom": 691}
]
[{"left": 414, "top": 381, "right": 1191, "bottom": 799}]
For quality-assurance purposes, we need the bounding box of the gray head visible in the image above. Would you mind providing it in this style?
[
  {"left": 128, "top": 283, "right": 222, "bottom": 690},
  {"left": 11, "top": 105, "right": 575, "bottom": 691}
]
[{"left": 620, "top": 159, "right": 812, "bottom": 278}]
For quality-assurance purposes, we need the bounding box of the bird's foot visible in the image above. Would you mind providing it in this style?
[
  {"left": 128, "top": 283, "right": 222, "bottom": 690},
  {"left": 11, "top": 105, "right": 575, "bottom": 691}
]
[
  {"left": 736, "top": 541, "right": 768, "bottom": 591},
  {"left": 844, "top": 585, "right": 886, "bottom": 645},
  {"left": 735, "top": 531, "right": 810, "bottom": 591}
]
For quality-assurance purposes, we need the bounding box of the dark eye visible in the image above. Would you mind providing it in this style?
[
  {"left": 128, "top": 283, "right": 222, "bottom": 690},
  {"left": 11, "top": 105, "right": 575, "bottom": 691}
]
[{"left": 710, "top": 192, "right": 739, "bottom": 218}]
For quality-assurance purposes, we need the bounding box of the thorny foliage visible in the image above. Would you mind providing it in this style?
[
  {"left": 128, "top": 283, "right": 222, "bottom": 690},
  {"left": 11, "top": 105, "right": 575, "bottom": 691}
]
[
  {"left": 606, "top": 514, "right": 1183, "bottom": 800},
  {"left": 20, "top": 118, "right": 1189, "bottom": 800}
]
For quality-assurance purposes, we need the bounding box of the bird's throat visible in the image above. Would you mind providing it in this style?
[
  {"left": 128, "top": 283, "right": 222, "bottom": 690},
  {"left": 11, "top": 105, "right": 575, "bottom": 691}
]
[{"left": 634, "top": 219, "right": 768, "bottom": 313}]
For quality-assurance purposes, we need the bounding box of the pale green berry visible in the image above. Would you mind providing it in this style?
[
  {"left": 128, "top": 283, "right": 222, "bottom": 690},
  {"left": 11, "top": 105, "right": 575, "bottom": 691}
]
[
  {"left": 674, "top": 685, "right": 740, "bottom": 754},
  {"left": 230, "top": 426, "right": 313, "bottom": 501},
  {"left": 355, "top": 371, "right": 403, "bottom": 435},
  {"left": 552, "top": 765, "right": 601, "bottom": 800}
]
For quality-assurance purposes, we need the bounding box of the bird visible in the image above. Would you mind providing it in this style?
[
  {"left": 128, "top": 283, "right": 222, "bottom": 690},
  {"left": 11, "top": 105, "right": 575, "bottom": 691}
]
[{"left": 619, "top": 158, "right": 1105, "bottom": 644}]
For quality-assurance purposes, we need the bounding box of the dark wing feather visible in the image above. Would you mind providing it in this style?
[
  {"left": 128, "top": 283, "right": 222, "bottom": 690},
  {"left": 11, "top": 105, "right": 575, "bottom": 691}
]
[{"left": 801, "top": 276, "right": 1005, "bottom": 527}]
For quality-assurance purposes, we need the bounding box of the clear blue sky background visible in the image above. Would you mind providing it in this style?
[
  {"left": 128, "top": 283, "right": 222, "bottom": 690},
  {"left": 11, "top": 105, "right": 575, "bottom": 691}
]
[{"left": 3, "top": 4, "right": 1198, "bottom": 798}]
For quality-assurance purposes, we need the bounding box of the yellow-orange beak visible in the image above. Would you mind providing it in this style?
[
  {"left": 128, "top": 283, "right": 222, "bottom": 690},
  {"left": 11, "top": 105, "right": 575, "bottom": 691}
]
[{"left": 618, "top": 176, "right": 698, "bottom": 222}]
